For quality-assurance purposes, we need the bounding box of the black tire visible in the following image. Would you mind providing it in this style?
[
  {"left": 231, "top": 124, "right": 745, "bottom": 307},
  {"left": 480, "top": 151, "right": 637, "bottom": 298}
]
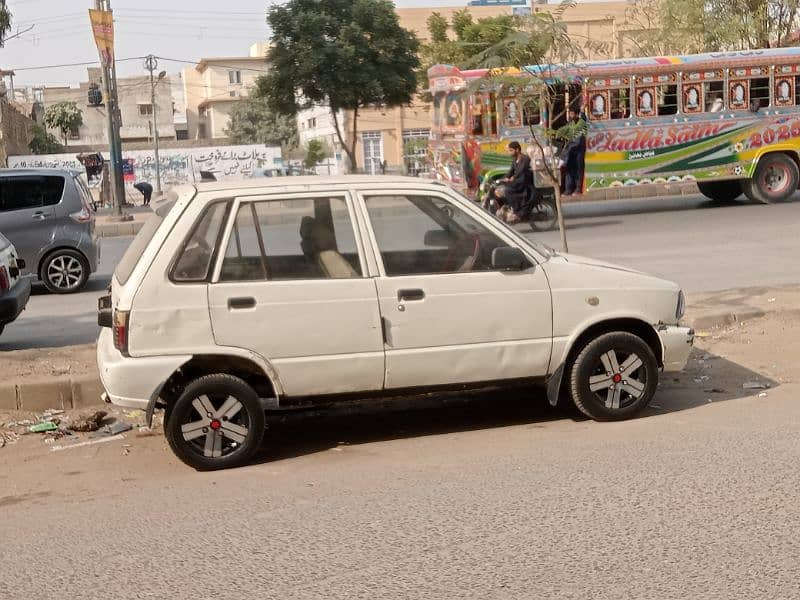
[
  {"left": 165, "top": 374, "right": 265, "bottom": 470},
  {"left": 569, "top": 332, "right": 659, "bottom": 421},
  {"left": 40, "top": 249, "right": 89, "bottom": 294},
  {"left": 743, "top": 153, "right": 799, "bottom": 204},
  {"left": 529, "top": 196, "right": 558, "bottom": 232},
  {"left": 697, "top": 180, "right": 743, "bottom": 203}
]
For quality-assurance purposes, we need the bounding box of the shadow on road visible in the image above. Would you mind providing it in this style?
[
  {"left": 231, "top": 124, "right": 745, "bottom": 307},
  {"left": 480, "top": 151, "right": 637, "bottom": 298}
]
[
  {"left": 252, "top": 348, "right": 775, "bottom": 465},
  {"left": 30, "top": 275, "right": 111, "bottom": 297}
]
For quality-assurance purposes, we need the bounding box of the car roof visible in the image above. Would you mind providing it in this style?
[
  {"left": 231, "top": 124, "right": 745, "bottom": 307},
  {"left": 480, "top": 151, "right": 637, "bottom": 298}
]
[
  {"left": 0, "top": 168, "right": 82, "bottom": 177},
  {"left": 194, "top": 175, "right": 447, "bottom": 193}
]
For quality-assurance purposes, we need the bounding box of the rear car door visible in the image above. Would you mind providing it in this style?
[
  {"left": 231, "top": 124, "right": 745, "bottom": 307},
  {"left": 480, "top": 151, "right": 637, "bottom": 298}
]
[
  {"left": 0, "top": 175, "right": 61, "bottom": 273},
  {"left": 207, "top": 192, "right": 385, "bottom": 397},
  {"left": 357, "top": 189, "right": 553, "bottom": 389}
]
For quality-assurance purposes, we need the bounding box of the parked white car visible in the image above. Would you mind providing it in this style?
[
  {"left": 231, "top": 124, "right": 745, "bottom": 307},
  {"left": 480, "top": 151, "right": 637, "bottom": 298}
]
[
  {"left": 97, "top": 176, "right": 693, "bottom": 470},
  {"left": 0, "top": 231, "right": 31, "bottom": 338}
]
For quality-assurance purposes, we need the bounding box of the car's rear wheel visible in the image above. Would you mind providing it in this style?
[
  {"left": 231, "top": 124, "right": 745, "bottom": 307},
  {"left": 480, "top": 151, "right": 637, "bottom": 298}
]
[
  {"left": 40, "top": 249, "right": 89, "bottom": 294},
  {"left": 165, "top": 374, "right": 265, "bottom": 470},
  {"left": 569, "top": 332, "right": 658, "bottom": 421}
]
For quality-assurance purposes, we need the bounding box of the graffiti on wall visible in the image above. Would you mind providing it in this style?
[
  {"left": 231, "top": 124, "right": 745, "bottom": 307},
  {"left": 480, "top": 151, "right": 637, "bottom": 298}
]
[{"left": 8, "top": 144, "right": 284, "bottom": 187}]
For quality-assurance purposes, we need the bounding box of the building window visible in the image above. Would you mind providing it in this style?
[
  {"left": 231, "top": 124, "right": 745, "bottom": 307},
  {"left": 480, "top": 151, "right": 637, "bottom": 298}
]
[
  {"left": 229, "top": 70, "right": 242, "bottom": 85},
  {"left": 362, "top": 131, "right": 383, "bottom": 175},
  {"left": 176, "top": 130, "right": 189, "bottom": 140},
  {"left": 138, "top": 103, "right": 154, "bottom": 117},
  {"left": 198, "top": 123, "right": 207, "bottom": 139},
  {"left": 307, "top": 117, "right": 317, "bottom": 129},
  {"left": 68, "top": 126, "right": 80, "bottom": 140}
]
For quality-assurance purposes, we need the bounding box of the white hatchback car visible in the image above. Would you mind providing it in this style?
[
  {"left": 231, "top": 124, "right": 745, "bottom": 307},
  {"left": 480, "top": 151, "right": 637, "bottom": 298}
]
[{"left": 97, "top": 176, "right": 693, "bottom": 470}]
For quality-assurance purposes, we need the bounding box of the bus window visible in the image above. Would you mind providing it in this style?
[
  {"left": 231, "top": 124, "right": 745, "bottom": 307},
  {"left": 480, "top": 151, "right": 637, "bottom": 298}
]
[
  {"left": 750, "top": 78, "right": 770, "bottom": 109},
  {"left": 775, "top": 77, "right": 794, "bottom": 106},
  {"left": 522, "top": 97, "right": 541, "bottom": 126},
  {"left": 703, "top": 81, "right": 725, "bottom": 111},
  {"left": 485, "top": 92, "right": 498, "bottom": 136},
  {"left": 568, "top": 83, "right": 583, "bottom": 114},
  {"left": 470, "top": 94, "right": 485, "bottom": 135},
  {"left": 610, "top": 89, "right": 630, "bottom": 119},
  {"left": 656, "top": 85, "right": 678, "bottom": 115}
]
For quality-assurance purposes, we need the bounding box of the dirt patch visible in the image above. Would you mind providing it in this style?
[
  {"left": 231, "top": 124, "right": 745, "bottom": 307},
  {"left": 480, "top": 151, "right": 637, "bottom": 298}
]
[{"left": 0, "top": 344, "right": 97, "bottom": 379}]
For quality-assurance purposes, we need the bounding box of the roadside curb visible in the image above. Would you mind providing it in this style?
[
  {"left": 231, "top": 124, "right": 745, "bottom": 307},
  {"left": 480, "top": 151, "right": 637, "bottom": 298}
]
[
  {"left": 96, "top": 221, "right": 145, "bottom": 238},
  {"left": 0, "top": 375, "right": 105, "bottom": 411}
]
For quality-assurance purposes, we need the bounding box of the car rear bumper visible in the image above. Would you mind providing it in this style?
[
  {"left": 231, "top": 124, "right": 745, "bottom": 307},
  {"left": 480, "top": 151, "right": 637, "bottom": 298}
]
[
  {"left": 96, "top": 328, "right": 192, "bottom": 409},
  {"left": 0, "top": 278, "right": 31, "bottom": 326},
  {"left": 659, "top": 325, "right": 695, "bottom": 372}
]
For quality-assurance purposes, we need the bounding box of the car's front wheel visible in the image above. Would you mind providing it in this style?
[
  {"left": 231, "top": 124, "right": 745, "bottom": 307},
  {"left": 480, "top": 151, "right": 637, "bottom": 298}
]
[
  {"left": 165, "top": 374, "right": 265, "bottom": 470},
  {"left": 569, "top": 332, "right": 658, "bottom": 421}
]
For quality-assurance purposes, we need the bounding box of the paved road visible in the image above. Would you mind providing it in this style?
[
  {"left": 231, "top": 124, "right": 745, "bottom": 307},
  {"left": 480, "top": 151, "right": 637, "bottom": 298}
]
[
  {"left": 2, "top": 380, "right": 799, "bottom": 599},
  {"left": 3, "top": 194, "right": 800, "bottom": 351},
  {"left": 0, "top": 237, "right": 130, "bottom": 351}
]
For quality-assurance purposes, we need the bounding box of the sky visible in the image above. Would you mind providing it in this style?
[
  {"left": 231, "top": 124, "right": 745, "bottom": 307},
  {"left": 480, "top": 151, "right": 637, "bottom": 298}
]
[{"left": 0, "top": 0, "right": 595, "bottom": 88}]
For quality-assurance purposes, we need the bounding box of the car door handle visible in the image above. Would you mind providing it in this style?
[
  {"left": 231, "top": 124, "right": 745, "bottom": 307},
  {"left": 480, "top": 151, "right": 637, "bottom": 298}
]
[
  {"left": 31, "top": 212, "right": 47, "bottom": 220},
  {"left": 397, "top": 288, "right": 425, "bottom": 302},
  {"left": 228, "top": 296, "right": 256, "bottom": 310}
]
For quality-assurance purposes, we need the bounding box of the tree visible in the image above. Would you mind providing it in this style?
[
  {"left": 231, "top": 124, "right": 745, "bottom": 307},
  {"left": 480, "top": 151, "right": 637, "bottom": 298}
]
[
  {"left": 0, "top": 1, "right": 11, "bottom": 47},
  {"left": 29, "top": 124, "right": 63, "bottom": 155},
  {"left": 225, "top": 89, "right": 299, "bottom": 153},
  {"left": 44, "top": 102, "right": 83, "bottom": 147},
  {"left": 303, "top": 138, "right": 331, "bottom": 171},
  {"left": 427, "top": 12, "right": 449, "bottom": 44},
  {"left": 263, "top": 0, "right": 420, "bottom": 172},
  {"left": 466, "top": 1, "right": 586, "bottom": 252}
]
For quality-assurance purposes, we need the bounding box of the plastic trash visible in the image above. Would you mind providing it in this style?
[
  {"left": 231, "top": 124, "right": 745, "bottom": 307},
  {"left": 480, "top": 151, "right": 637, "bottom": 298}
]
[{"left": 28, "top": 422, "right": 59, "bottom": 434}]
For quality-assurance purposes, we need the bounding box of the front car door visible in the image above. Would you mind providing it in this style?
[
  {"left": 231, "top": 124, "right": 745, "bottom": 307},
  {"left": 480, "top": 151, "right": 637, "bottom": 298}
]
[
  {"left": 207, "top": 191, "right": 384, "bottom": 397},
  {"left": 356, "top": 189, "right": 553, "bottom": 389}
]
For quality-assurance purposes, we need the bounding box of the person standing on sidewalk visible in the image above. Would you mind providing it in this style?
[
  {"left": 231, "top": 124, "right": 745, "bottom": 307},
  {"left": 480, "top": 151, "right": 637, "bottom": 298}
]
[
  {"left": 561, "top": 109, "right": 587, "bottom": 198},
  {"left": 133, "top": 181, "right": 153, "bottom": 206}
]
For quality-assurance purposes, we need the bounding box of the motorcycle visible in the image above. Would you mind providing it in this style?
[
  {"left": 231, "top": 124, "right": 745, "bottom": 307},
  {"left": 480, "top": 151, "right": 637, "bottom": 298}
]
[{"left": 480, "top": 177, "right": 558, "bottom": 233}]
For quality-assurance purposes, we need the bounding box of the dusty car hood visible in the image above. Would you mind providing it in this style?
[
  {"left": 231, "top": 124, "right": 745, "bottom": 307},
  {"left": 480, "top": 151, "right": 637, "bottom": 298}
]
[{"left": 556, "top": 253, "right": 647, "bottom": 276}]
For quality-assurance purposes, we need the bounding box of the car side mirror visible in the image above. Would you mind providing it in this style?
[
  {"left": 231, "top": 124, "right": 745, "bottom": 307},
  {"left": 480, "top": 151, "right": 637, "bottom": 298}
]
[
  {"left": 492, "top": 247, "right": 528, "bottom": 271},
  {"left": 423, "top": 229, "right": 452, "bottom": 247}
]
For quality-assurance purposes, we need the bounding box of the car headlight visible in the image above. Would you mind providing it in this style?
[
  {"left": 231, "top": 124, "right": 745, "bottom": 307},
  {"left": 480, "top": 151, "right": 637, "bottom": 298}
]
[{"left": 676, "top": 290, "right": 685, "bottom": 320}]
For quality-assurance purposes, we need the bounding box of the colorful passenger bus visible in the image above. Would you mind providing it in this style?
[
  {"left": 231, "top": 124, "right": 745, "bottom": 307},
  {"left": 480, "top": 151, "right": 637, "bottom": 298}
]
[{"left": 428, "top": 47, "right": 800, "bottom": 203}]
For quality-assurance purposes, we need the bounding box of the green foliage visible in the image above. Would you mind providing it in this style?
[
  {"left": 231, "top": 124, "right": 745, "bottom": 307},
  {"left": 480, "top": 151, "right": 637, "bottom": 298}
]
[
  {"left": 622, "top": 0, "right": 800, "bottom": 55},
  {"left": 225, "top": 87, "right": 299, "bottom": 152},
  {"left": 427, "top": 12, "right": 449, "bottom": 44},
  {"left": 263, "top": 0, "right": 420, "bottom": 171},
  {"left": 29, "top": 124, "right": 63, "bottom": 155},
  {"left": 44, "top": 102, "right": 83, "bottom": 146},
  {"left": 303, "top": 138, "right": 331, "bottom": 170},
  {"left": 0, "top": 1, "right": 11, "bottom": 47}
]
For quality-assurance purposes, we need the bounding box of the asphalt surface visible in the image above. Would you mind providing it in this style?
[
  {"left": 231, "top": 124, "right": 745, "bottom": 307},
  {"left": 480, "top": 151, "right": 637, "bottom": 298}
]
[
  {"left": 2, "top": 379, "right": 799, "bottom": 599},
  {"left": 3, "top": 193, "right": 800, "bottom": 351}
]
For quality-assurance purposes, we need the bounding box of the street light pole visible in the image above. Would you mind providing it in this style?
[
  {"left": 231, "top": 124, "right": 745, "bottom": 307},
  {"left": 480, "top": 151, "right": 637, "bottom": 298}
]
[{"left": 144, "top": 55, "right": 162, "bottom": 194}]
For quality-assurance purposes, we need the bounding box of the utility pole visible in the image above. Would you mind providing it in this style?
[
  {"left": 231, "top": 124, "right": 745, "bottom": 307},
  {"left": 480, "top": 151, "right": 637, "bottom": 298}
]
[{"left": 145, "top": 54, "right": 162, "bottom": 194}]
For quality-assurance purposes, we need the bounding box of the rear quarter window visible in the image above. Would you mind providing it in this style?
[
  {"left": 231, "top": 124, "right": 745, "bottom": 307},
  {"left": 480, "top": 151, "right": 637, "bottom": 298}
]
[{"left": 115, "top": 200, "right": 177, "bottom": 285}]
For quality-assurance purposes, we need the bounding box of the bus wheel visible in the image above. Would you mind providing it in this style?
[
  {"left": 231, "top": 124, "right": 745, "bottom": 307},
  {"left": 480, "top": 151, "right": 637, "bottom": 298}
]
[
  {"left": 743, "top": 154, "right": 799, "bottom": 204},
  {"left": 697, "top": 180, "right": 743, "bottom": 203}
]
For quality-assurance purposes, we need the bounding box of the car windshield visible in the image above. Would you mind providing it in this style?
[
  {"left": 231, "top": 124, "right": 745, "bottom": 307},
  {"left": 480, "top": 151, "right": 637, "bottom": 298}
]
[{"left": 447, "top": 186, "right": 556, "bottom": 259}]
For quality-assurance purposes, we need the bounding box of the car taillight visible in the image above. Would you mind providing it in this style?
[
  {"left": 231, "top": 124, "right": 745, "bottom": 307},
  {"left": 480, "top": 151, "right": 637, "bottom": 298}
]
[
  {"left": 113, "top": 310, "right": 130, "bottom": 355},
  {"left": 0, "top": 266, "right": 9, "bottom": 292},
  {"left": 70, "top": 208, "right": 92, "bottom": 223}
]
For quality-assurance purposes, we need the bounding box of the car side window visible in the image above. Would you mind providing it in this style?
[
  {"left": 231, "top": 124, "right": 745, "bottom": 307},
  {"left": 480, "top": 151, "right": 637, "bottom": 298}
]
[
  {"left": 0, "top": 176, "right": 66, "bottom": 212},
  {"left": 219, "top": 196, "right": 362, "bottom": 282},
  {"left": 172, "top": 202, "right": 229, "bottom": 282},
  {"left": 364, "top": 194, "right": 520, "bottom": 276}
]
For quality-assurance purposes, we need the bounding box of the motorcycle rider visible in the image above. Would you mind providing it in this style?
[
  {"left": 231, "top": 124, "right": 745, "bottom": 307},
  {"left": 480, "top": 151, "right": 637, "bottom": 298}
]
[{"left": 494, "top": 141, "right": 532, "bottom": 224}]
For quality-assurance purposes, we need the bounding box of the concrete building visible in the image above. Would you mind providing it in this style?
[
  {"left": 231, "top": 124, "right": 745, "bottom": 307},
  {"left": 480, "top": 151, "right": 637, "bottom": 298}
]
[
  {"left": 0, "top": 98, "right": 35, "bottom": 167},
  {"left": 182, "top": 44, "right": 270, "bottom": 141},
  {"left": 42, "top": 68, "right": 176, "bottom": 147}
]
